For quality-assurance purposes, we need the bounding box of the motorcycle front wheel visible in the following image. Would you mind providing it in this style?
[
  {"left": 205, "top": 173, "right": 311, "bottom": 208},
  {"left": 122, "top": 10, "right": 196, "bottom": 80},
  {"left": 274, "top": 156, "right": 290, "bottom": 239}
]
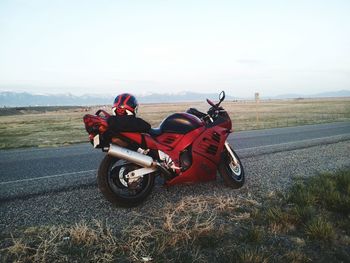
[
  {"left": 97, "top": 155, "right": 155, "bottom": 207},
  {"left": 218, "top": 146, "right": 245, "bottom": 188}
]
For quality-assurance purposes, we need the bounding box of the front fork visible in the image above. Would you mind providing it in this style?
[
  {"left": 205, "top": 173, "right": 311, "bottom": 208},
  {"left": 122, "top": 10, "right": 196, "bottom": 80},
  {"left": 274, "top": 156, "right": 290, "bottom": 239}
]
[{"left": 224, "top": 141, "right": 239, "bottom": 167}]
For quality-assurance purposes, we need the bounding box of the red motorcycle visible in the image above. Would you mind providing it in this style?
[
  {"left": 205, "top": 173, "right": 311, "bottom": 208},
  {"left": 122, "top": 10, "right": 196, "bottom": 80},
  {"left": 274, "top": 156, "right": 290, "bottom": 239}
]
[{"left": 83, "top": 91, "right": 244, "bottom": 206}]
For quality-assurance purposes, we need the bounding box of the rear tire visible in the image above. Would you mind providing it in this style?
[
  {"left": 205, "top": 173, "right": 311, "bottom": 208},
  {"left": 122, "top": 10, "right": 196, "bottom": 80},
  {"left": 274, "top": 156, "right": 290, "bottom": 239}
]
[
  {"left": 97, "top": 155, "right": 155, "bottom": 207},
  {"left": 218, "top": 146, "right": 245, "bottom": 188}
]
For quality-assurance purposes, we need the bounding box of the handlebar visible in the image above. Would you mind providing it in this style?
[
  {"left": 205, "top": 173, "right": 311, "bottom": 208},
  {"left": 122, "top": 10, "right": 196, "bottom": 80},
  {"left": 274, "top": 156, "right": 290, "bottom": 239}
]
[
  {"left": 204, "top": 91, "right": 226, "bottom": 122},
  {"left": 206, "top": 98, "right": 216, "bottom": 107},
  {"left": 206, "top": 90, "right": 225, "bottom": 109}
]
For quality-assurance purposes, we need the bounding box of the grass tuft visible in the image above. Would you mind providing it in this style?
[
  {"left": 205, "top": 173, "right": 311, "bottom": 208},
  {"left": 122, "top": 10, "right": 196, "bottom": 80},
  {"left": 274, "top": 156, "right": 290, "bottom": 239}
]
[
  {"left": 282, "top": 250, "right": 310, "bottom": 263},
  {"left": 69, "top": 221, "right": 99, "bottom": 246},
  {"left": 292, "top": 205, "right": 317, "bottom": 223},
  {"left": 288, "top": 183, "right": 317, "bottom": 207},
  {"left": 242, "top": 226, "right": 264, "bottom": 243},
  {"left": 305, "top": 217, "right": 335, "bottom": 241},
  {"left": 6, "top": 238, "right": 32, "bottom": 256},
  {"left": 289, "top": 170, "right": 350, "bottom": 215},
  {"left": 235, "top": 247, "right": 269, "bottom": 263}
]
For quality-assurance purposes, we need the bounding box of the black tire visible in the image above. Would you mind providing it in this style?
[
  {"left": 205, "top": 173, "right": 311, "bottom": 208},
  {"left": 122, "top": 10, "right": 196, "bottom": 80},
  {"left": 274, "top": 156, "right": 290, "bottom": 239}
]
[
  {"left": 218, "top": 146, "right": 245, "bottom": 188},
  {"left": 97, "top": 155, "right": 155, "bottom": 207}
]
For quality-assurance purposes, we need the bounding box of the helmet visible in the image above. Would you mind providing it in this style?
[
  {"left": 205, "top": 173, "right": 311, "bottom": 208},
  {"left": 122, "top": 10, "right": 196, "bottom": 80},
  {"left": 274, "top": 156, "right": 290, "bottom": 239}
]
[{"left": 112, "top": 93, "right": 138, "bottom": 116}]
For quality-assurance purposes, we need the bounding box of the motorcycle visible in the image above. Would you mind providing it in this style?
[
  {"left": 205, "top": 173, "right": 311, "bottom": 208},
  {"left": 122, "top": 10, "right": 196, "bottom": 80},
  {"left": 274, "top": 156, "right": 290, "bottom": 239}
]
[{"left": 83, "top": 91, "right": 244, "bottom": 207}]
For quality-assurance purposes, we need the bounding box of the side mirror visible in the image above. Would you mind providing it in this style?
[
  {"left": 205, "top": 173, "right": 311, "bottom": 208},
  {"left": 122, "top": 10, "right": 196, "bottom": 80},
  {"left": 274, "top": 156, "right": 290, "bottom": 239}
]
[{"left": 219, "top": 91, "right": 225, "bottom": 102}]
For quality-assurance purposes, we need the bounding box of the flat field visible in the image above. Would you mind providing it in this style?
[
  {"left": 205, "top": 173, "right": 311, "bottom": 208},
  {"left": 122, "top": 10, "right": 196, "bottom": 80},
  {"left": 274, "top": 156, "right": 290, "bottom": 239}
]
[{"left": 0, "top": 98, "right": 349, "bottom": 149}]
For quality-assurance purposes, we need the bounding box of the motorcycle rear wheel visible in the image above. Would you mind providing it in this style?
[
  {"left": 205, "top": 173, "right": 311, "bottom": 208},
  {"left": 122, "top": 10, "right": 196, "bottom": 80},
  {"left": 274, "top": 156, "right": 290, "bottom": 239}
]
[
  {"left": 97, "top": 155, "right": 155, "bottom": 207},
  {"left": 218, "top": 146, "right": 245, "bottom": 188}
]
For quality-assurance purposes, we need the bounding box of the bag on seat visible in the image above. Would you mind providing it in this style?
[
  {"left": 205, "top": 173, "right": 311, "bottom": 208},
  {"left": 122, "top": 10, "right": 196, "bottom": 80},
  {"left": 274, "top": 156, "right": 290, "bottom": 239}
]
[{"left": 107, "top": 115, "right": 151, "bottom": 133}]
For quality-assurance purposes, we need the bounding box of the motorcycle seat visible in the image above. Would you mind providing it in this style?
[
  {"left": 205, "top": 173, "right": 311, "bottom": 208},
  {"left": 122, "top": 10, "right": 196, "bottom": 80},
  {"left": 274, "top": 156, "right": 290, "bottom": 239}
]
[{"left": 149, "top": 128, "right": 162, "bottom": 137}]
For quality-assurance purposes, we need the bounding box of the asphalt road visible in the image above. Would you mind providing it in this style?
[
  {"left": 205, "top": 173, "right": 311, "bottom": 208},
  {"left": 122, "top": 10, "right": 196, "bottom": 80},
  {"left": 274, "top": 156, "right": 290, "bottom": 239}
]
[{"left": 0, "top": 122, "right": 349, "bottom": 201}]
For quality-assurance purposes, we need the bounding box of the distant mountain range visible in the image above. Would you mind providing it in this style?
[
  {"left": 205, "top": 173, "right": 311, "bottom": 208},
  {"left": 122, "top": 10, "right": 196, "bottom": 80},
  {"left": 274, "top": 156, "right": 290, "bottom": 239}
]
[
  {"left": 0, "top": 90, "right": 349, "bottom": 107},
  {"left": 0, "top": 91, "right": 237, "bottom": 107}
]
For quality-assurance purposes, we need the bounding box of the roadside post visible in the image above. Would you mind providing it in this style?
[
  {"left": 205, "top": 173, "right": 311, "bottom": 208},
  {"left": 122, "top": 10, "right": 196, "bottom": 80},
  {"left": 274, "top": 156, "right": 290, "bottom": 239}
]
[{"left": 255, "top": 92, "right": 260, "bottom": 128}]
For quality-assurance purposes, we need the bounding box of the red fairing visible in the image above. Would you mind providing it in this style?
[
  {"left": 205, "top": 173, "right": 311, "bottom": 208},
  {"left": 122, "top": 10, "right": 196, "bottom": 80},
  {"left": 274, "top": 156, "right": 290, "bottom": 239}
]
[
  {"left": 114, "top": 116, "right": 231, "bottom": 185},
  {"left": 120, "top": 132, "right": 172, "bottom": 151},
  {"left": 192, "top": 126, "right": 228, "bottom": 165},
  {"left": 121, "top": 124, "right": 228, "bottom": 185},
  {"left": 166, "top": 126, "right": 229, "bottom": 185},
  {"left": 120, "top": 132, "right": 142, "bottom": 144},
  {"left": 167, "top": 154, "right": 218, "bottom": 184}
]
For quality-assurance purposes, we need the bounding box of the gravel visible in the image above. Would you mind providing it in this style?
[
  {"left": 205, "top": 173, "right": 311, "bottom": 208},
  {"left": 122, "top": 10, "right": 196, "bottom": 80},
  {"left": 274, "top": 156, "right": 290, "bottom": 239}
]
[{"left": 1, "top": 140, "right": 349, "bottom": 233}]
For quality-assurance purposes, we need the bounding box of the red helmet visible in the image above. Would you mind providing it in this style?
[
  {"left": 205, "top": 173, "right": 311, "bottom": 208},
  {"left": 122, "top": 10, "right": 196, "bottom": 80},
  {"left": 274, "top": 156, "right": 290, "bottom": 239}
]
[{"left": 112, "top": 93, "right": 138, "bottom": 116}]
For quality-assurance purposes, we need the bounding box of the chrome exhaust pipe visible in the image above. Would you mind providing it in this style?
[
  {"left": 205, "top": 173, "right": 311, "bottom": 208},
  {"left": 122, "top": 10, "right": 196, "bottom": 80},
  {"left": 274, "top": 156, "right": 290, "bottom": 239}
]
[{"left": 108, "top": 144, "right": 155, "bottom": 168}]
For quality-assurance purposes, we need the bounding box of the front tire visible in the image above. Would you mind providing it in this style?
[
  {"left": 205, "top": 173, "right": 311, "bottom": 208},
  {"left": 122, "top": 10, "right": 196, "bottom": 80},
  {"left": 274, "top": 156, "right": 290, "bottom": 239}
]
[
  {"left": 218, "top": 146, "right": 245, "bottom": 188},
  {"left": 97, "top": 155, "right": 155, "bottom": 207}
]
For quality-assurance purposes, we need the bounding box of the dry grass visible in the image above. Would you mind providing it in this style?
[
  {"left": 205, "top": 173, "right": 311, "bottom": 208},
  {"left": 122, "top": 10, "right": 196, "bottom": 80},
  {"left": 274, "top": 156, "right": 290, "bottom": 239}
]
[
  {"left": 0, "top": 98, "right": 349, "bottom": 149},
  {"left": 1, "top": 170, "right": 349, "bottom": 262},
  {"left": 124, "top": 195, "right": 253, "bottom": 261},
  {"left": 235, "top": 247, "right": 270, "bottom": 263},
  {"left": 0, "top": 195, "right": 258, "bottom": 262},
  {"left": 138, "top": 98, "right": 350, "bottom": 131},
  {"left": 0, "top": 108, "right": 86, "bottom": 149},
  {"left": 6, "top": 237, "right": 33, "bottom": 256},
  {"left": 1, "top": 220, "right": 122, "bottom": 263},
  {"left": 69, "top": 222, "right": 99, "bottom": 246},
  {"left": 282, "top": 250, "right": 311, "bottom": 263}
]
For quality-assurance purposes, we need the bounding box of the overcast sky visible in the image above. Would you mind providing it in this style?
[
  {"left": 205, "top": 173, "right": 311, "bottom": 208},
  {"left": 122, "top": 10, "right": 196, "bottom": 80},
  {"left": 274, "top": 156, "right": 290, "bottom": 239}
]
[{"left": 0, "top": 0, "right": 349, "bottom": 97}]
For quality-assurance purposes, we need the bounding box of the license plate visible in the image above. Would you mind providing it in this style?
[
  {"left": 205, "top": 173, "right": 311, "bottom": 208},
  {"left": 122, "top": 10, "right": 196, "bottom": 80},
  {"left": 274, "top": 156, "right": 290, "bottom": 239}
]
[{"left": 93, "top": 135, "right": 100, "bottom": 148}]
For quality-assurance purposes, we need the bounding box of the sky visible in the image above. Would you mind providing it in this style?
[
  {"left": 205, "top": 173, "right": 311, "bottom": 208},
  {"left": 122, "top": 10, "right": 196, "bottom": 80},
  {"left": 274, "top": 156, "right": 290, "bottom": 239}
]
[{"left": 0, "top": 0, "right": 349, "bottom": 97}]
